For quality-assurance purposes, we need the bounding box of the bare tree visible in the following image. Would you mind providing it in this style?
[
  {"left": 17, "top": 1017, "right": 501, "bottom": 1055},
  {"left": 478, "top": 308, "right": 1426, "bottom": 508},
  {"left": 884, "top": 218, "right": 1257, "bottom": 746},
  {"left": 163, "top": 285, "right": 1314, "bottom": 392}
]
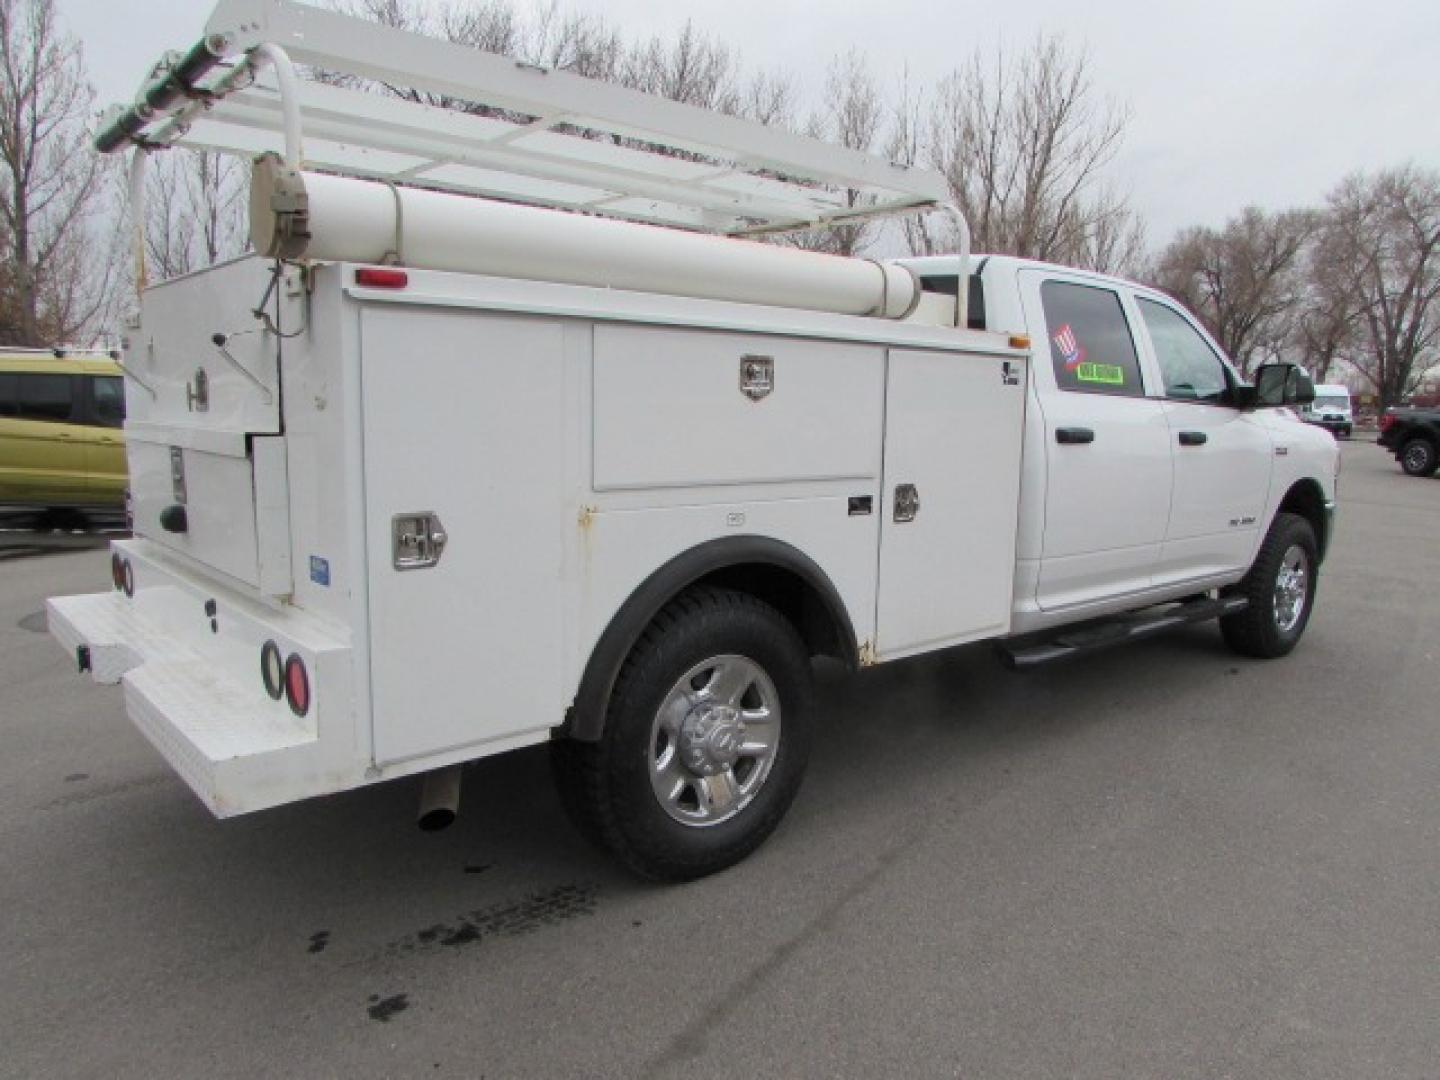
[
  {"left": 1151, "top": 206, "right": 1316, "bottom": 377},
  {"left": 142, "top": 149, "right": 248, "bottom": 281},
  {"left": 787, "top": 51, "right": 883, "bottom": 256},
  {"left": 1289, "top": 239, "right": 1360, "bottom": 384},
  {"left": 523, "top": 3, "right": 622, "bottom": 80},
  {"left": 1318, "top": 165, "right": 1440, "bottom": 408},
  {"left": 925, "top": 35, "right": 1142, "bottom": 272},
  {"left": 0, "top": 0, "right": 111, "bottom": 344},
  {"left": 885, "top": 68, "right": 942, "bottom": 258},
  {"left": 623, "top": 21, "right": 741, "bottom": 113}
]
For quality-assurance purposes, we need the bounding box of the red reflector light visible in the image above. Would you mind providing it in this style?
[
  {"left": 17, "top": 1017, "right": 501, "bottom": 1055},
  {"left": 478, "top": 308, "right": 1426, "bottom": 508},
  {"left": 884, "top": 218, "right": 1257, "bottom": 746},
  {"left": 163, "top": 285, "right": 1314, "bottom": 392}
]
[
  {"left": 284, "top": 653, "right": 310, "bottom": 717},
  {"left": 356, "top": 267, "right": 409, "bottom": 289}
]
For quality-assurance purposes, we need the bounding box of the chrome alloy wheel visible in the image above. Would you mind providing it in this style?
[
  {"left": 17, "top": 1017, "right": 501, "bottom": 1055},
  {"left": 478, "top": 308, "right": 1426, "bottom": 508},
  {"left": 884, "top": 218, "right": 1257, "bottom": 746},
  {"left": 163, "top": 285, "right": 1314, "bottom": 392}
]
[
  {"left": 1272, "top": 543, "right": 1310, "bottom": 634},
  {"left": 1403, "top": 442, "right": 1433, "bottom": 473},
  {"left": 648, "top": 654, "right": 782, "bottom": 827}
]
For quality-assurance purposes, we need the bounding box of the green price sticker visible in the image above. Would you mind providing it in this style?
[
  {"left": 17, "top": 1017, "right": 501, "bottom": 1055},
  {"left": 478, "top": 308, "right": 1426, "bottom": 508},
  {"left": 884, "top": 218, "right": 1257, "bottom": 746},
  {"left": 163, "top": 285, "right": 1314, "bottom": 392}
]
[{"left": 1076, "top": 362, "right": 1125, "bottom": 386}]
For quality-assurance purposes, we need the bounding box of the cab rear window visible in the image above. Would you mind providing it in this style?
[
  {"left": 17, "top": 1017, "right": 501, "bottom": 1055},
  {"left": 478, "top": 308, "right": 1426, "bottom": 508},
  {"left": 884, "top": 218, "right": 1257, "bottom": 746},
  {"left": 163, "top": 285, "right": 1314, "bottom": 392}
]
[
  {"left": 0, "top": 372, "right": 76, "bottom": 422},
  {"left": 1040, "top": 281, "right": 1144, "bottom": 398}
]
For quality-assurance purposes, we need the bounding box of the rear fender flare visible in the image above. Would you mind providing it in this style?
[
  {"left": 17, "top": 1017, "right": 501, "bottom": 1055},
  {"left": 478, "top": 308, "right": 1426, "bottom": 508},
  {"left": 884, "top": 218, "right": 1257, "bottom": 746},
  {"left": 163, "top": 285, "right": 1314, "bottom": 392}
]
[{"left": 563, "top": 536, "right": 858, "bottom": 742}]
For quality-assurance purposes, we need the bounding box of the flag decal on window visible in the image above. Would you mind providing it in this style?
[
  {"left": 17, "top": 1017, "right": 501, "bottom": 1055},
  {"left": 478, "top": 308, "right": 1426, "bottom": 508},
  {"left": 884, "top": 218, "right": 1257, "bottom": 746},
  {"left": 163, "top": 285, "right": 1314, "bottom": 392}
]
[{"left": 1052, "top": 324, "right": 1086, "bottom": 371}]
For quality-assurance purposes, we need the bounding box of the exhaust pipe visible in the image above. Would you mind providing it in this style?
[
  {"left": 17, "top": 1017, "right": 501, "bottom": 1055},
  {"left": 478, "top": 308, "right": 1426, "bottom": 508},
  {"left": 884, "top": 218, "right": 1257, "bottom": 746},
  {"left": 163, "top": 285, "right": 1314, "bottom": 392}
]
[{"left": 417, "top": 766, "right": 462, "bottom": 832}]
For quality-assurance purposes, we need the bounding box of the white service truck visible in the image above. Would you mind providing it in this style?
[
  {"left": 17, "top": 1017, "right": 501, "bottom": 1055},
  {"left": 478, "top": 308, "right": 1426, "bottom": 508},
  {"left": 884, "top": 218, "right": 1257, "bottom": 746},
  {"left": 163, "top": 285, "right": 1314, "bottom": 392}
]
[{"left": 51, "top": 1, "right": 1339, "bottom": 880}]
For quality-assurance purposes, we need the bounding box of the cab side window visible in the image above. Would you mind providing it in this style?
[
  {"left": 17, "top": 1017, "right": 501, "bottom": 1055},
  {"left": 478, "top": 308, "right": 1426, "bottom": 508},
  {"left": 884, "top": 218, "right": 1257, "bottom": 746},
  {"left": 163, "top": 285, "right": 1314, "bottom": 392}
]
[
  {"left": 90, "top": 376, "right": 125, "bottom": 428},
  {"left": 1137, "top": 299, "right": 1231, "bottom": 404},
  {"left": 1040, "top": 281, "right": 1145, "bottom": 398},
  {"left": 8, "top": 373, "right": 76, "bottom": 422}
]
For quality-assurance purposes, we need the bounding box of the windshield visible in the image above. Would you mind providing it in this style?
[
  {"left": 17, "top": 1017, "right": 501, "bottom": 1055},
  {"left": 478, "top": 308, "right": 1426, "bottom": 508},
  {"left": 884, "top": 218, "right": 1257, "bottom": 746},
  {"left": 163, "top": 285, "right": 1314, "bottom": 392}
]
[{"left": 1314, "top": 393, "right": 1349, "bottom": 410}]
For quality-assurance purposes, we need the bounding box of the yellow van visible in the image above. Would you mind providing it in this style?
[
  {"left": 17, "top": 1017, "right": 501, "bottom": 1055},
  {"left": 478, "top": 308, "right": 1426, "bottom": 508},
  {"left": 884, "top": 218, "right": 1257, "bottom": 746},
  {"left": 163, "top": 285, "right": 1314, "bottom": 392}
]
[{"left": 0, "top": 348, "right": 127, "bottom": 526}]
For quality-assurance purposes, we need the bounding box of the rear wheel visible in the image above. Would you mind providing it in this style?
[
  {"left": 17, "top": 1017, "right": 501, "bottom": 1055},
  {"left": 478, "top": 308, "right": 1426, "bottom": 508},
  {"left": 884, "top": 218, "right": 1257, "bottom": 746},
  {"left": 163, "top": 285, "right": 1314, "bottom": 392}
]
[
  {"left": 1400, "top": 437, "right": 1438, "bottom": 477},
  {"left": 553, "top": 586, "right": 814, "bottom": 881},
  {"left": 1220, "top": 512, "right": 1318, "bottom": 659}
]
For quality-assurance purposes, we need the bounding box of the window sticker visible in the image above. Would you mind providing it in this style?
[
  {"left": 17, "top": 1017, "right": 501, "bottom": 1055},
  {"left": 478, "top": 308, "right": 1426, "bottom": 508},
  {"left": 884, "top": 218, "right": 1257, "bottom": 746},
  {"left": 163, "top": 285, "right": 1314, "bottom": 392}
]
[
  {"left": 1040, "top": 280, "right": 1143, "bottom": 397},
  {"left": 1052, "top": 323, "right": 1086, "bottom": 371},
  {"left": 1075, "top": 362, "right": 1125, "bottom": 386}
]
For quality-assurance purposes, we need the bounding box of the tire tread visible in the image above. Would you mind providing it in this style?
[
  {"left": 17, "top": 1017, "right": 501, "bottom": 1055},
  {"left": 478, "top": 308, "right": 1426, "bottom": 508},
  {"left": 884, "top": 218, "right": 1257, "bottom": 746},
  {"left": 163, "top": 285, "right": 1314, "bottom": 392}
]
[
  {"left": 1220, "top": 512, "right": 1317, "bottom": 659},
  {"left": 552, "top": 586, "right": 812, "bottom": 881}
]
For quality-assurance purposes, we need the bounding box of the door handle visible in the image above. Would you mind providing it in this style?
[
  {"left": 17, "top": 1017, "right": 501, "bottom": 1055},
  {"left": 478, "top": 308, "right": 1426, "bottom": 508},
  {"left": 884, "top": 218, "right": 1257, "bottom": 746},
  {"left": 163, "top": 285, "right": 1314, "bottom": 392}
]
[
  {"left": 1055, "top": 427, "right": 1094, "bottom": 445},
  {"left": 1178, "top": 431, "right": 1208, "bottom": 446}
]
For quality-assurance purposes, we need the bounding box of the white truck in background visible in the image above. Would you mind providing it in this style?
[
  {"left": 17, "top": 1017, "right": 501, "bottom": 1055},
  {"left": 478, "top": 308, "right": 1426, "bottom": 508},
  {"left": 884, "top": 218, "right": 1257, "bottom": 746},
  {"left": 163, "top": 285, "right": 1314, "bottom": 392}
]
[
  {"left": 50, "top": 1, "right": 1338, "bottom": 881},
  {"left": 1302, "top": 384, "right": 1354, "bottom": 438}
]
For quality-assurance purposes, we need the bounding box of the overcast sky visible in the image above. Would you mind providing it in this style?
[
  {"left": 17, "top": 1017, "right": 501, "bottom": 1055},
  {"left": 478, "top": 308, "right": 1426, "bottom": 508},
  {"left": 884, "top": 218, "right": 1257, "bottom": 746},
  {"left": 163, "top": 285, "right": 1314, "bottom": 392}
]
[{"left": 58, "top": 0, "right": 1440, "bottom": 250}]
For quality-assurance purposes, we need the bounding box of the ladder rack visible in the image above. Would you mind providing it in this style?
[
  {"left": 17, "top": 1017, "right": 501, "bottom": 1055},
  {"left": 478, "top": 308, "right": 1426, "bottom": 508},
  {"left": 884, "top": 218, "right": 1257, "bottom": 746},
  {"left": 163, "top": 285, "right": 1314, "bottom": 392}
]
[{"left": 97, "top": 0, "right": 960, "bottom": 240}]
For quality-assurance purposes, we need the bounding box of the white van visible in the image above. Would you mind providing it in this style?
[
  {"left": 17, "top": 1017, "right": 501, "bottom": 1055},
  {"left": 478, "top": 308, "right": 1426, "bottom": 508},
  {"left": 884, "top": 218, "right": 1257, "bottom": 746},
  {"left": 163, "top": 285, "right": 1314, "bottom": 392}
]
[{"left": 1304, "top": 384, "right": 1353, "bottom": 438}]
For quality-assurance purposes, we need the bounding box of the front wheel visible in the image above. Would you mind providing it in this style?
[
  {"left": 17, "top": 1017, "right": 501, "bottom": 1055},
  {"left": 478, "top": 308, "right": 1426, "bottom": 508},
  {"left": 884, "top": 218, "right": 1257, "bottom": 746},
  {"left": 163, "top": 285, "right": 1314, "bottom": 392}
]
[
  {"left": 554, "top": 586, "right": 814, "bottom": 881},
  {"left": 1400, "top": 437, "right": 1438, "bottom": 477},
  {"left": 1220, "top": 512, "right": 1318, "bottom": 659}
]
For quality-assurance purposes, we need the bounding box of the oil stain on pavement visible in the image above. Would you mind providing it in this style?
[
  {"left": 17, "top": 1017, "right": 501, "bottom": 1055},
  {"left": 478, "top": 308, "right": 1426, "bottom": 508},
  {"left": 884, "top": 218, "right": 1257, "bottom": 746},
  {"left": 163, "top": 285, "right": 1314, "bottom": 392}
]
[{"left": 367, "top": 993, "right": 410, "bottom": 1022}]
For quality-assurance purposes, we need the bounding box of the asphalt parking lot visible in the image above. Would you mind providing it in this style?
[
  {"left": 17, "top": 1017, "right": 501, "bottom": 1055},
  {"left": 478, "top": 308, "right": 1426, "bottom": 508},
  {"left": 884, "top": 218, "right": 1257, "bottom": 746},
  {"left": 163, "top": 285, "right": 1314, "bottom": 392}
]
[{"left": 3, "top": 440, "right": 1437, "bottom": 1079}]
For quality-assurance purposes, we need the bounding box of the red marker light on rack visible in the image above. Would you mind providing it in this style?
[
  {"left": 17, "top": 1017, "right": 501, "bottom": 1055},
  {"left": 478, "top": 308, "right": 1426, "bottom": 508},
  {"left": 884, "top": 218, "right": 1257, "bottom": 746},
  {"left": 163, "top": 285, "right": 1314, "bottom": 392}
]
[{"left": 356, "top": 267, "right": 409, "bottom": 289}]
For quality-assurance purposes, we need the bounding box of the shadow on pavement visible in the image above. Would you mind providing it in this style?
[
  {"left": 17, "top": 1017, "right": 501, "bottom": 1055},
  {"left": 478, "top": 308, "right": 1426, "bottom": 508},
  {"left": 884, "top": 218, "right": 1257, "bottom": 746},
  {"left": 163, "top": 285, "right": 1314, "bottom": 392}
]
[{"left": 0, "top": 529, "right": 121, "bottom": 561}]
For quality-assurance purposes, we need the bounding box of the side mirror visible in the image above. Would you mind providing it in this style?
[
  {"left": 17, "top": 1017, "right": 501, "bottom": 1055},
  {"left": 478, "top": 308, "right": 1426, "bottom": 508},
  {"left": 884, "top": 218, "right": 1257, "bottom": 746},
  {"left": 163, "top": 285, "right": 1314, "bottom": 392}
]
[{"left": 1249, "top": 363, "right": 1315, "bottom": 409}]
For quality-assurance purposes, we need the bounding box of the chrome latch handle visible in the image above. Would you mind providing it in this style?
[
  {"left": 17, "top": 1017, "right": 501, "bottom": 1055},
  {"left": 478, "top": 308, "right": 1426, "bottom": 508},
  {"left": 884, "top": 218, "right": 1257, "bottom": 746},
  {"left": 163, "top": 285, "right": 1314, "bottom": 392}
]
[
  {"left": 392, "top": 512, "right": 448, "bottom": 570},
  {"left": 893, "top": 483, "right": 920, "bottom": 523}
]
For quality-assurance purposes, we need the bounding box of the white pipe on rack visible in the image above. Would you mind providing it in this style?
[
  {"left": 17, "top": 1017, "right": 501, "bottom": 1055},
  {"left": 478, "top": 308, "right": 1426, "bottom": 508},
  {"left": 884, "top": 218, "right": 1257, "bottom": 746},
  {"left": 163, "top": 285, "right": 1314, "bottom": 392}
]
[
  {"left": 250, "top": 43, "right": 304, "bottom": 164},
  {"left": 251, "top": 164, "right": 923, "bottom": 319},
  {"left": 941, "top": 204, "right": 972, "bottom": 327}
]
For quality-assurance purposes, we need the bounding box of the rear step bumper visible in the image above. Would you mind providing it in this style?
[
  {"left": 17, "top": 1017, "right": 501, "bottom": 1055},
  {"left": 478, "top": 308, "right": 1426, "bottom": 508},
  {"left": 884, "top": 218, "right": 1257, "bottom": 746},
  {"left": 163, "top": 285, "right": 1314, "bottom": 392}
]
[
  {"left": 47, "top": 538, "right": 355, "bottom": 817},
  {"left": 996, "top": 595, "right": 1248, "bottom": 669}
]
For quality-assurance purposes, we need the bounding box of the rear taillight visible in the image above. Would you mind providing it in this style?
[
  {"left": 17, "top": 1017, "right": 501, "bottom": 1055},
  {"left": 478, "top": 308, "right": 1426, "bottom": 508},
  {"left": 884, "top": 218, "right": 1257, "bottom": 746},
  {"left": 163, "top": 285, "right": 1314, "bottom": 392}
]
[
  {"left": 1379, "top": 412, "right": 1395, "bottom": 432},
  {"left": 284, "top": 654, "right": 310, "bottom": 717}
]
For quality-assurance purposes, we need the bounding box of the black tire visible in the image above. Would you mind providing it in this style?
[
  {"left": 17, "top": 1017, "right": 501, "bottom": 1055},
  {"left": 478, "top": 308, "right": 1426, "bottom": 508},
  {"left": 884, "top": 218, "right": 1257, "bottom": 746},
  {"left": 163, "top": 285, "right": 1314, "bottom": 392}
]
[
  {"left": 1399, "top": 437, "right": 1439, "bottom": 477},
  {"left": 1220, "top": 512, "right": 1318, "bottom": 659},
  {"left": 552, "top": 586, "right": 814, "bottom": 882}
]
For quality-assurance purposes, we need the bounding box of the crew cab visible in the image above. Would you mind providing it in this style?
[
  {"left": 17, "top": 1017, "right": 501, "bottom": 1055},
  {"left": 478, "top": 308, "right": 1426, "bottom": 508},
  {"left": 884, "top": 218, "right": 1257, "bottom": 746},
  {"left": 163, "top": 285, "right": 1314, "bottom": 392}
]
[
  {"left": 1378, "top": 406, "right": 1440, "bottom": 476},
  {"left": 48, "top": 0, "right": 1339, "bottom": 882}
]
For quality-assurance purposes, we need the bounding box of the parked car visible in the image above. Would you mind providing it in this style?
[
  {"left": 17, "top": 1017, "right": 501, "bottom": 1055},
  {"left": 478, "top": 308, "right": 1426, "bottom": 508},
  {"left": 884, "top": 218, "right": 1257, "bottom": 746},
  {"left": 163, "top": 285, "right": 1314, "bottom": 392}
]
[
  {"left": 0, "top": 347, "right": 127, "bottom": 527},
  {"left": 1302, "top": 384, "right": 1353, "bottom": 438},
  {"left": 1378, "top": 406, "right": 1440, "bottom": 476}
]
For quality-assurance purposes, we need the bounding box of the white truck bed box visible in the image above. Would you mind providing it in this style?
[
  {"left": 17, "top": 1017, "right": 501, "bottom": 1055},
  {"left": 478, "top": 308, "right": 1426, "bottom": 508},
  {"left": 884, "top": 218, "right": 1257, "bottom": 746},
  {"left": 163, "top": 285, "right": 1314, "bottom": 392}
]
[{"left": 54, "top": 259, "right": 1028, "bottom": 813}]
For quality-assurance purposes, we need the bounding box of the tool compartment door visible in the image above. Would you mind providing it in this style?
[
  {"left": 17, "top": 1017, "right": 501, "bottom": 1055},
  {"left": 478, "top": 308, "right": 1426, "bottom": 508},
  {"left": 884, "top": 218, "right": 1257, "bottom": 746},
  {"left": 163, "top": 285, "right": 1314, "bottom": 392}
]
[
  {"left": 360, "top": 307, "right": 566, "bottom": 766},
  {"left": 875, "top": 348, "right": 1026, "bottom": 659}
]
